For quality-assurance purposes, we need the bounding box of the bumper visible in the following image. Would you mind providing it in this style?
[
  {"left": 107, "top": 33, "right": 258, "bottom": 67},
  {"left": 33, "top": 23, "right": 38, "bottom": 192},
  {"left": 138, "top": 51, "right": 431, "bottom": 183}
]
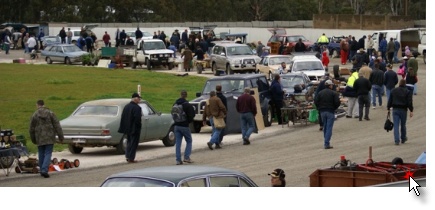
[
  {"left": 230, "top": 63, "right": 257, "bottom": 71},
  {"left": 58, "top": 135, "right": 116, "bottom": 146}
]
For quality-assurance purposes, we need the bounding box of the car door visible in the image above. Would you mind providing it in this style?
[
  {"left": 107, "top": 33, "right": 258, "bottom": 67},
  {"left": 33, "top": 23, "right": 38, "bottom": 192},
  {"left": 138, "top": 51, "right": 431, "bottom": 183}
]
[
  {"left": 258, "top": 57, "right": 269, "bottom": 75},
  {"left": 216, "top": 46, "right": 226, "bottom": 70},
  {"left": 53, "top": 46, "right": 63, "bottom": 62},
  {"left": 138, "top": 102, "right": 165, "bottom": 141}
]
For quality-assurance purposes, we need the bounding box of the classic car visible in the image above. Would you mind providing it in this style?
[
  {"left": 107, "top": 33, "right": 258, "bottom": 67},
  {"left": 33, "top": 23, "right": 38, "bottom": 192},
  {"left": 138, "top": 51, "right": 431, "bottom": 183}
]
[
  {"left": 58, "top": 98, "right": 175, "bottom": 154},
  {"left": 100, "top": 165, "right": 258, "bottom": 187},
  {"left": 189, "top": 74, "right": 272, "bottom": 133},
  {"left": 41, "top": 44, "right": 89, "bottom": 64},
  {"left": 266, "top": 28, "right": 313, "bottom": 53},
  {"left": 40, "top": 35, "right": 61, "bottom": 49},
  {"left": 256, "top": 55, "right": 292, "bottom": 80}
]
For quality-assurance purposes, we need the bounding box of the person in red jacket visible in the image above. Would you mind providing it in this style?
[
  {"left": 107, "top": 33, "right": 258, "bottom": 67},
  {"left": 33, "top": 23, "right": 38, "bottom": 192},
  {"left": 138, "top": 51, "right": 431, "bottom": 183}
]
[
  {"left": 102, "top": 31, "right": 111, "bottom": 47},
  {"left": 322, "top": 50, "right": 329, "bottom": 69}
]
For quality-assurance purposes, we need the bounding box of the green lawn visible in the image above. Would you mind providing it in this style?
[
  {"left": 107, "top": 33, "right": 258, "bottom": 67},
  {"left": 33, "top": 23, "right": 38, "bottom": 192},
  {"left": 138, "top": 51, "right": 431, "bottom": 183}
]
[{"left": 0, "top": 64, "right": 207, "bottom": 154}]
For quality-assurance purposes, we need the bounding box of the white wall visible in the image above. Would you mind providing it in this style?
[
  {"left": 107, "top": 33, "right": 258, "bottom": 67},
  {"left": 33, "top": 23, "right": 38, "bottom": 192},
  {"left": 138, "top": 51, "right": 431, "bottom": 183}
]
[{"left": 49, "top": 26, "right": 376, "bottom": 45}]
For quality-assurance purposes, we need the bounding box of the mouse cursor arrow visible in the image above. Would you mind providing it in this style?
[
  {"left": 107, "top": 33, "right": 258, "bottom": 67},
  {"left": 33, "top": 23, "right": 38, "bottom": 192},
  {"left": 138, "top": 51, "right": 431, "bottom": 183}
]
[{"left": 409, "top": 177, "right": 421, "bottom": 196}]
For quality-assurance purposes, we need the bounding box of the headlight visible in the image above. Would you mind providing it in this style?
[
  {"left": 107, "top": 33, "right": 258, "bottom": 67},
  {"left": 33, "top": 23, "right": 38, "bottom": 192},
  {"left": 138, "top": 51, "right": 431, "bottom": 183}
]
[
  {"left": 232, "top": 59, "right": 242, "bottom": 64},
  {"left": 151, "top": 55, "right": 156, "bottom": 58}
]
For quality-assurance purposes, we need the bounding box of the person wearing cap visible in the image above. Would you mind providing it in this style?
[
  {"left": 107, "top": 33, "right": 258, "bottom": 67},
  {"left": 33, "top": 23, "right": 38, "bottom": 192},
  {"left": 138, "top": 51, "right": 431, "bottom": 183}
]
[
  {"left": 314, "top": 79, "right": 340, "bottom": 149},
  {"left": 407, "top": 54, "right": 418, "bottom": 95},
  {"left": 118, "top": 93, "right": 142, "bottom": 163},
  {"left": 353, "top": 72, "right": 372, "bottom": 121},
  {"left": 268, "top": 168, "right": 286, "bottom": 187},
  {"left": 173, "top": 90, "right": 195, "bottom": 165},
  {"left": 384, "top": 63, "right": 398, "bottom": 102},
  {"left": 369, "top": 61, "right": 385, "bottom": 109},
  {"left": 236, "top": 88, "right": 257, "bottom": 145},
  {"left": 387, "top": 79, "right": 414, "bottom": 145}
]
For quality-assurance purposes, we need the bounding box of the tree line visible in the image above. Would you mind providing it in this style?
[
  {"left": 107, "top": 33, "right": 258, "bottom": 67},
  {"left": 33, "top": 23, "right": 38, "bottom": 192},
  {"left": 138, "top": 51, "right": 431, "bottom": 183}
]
[{"left": 0, "top": 0, "right": 425, "bottom": 23}]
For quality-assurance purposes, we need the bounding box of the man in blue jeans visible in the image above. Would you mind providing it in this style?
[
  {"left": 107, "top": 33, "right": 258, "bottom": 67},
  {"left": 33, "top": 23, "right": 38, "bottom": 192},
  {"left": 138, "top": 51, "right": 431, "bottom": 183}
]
[
  {"left": 369, "top": 61, "right": 385, "bottom": 109},
  {"left": 387, "top": 79, "right": 414, "bottom": 145},
  {"left": 203, "top": 91, "right": 227, "bottom": 150},
  {"left": 173, "top": 90, "right": 195, "bottom": 165},
  {"left": 29, "top": 100, "right": 64, "bottom": 178},
  {"left": 236, "top": 88, "right": 257, "bottom": 145},
  {"left": 314, "top": 80, "right": 340, "bottom": 149}
]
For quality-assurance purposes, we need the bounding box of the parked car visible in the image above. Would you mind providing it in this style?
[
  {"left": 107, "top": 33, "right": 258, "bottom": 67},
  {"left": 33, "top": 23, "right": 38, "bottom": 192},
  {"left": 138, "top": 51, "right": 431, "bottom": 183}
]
[
  {"left": 308, "top": 36, "right": 345, "bottom": 58},
  {"left": 127, "top": 39, "right": 175, "bottom": 70},
  {"left": 125, "top": 31, "right": 153, "bottom": 44},
  {"left": 189, "top": 74, "right": 272, "bottom": 133},
  {"left": 100, "top": 165, "right": 258, "bottom": 187},
  {"left": 280, "top": 72, "right": 313, "bottom": 98},
  {"left": 210, "top": 42, "right": 261, "bottom": 76},
  {"left": 288, "top": 55, "right": 325, "bottom": 81},
  {"left": 40, "top": 35, "right": 61, "bottom": 50},
  {"left": 266, "top": 28, "right": 313, "bottom": 52},
  {"left": 41, "top": 44, "right": 89, "bottom": 65},
  {"left": 256, "top": 55, "right": 292, "bottom": 80},
  {"left": 58, "top": 98, "right": 175, "bottom": 154}
]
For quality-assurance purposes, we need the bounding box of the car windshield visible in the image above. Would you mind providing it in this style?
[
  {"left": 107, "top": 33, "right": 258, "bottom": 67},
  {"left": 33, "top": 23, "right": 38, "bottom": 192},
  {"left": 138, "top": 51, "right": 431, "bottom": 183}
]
[
  {"left": 269, "top": 57, "right": 291, "bottom": 65},
  {"left": 281, "top": 76, "right": 304, "bottom": 88},
  {"left": 101, "top": 177, "right": 174, "bottom": 187},
  {"left": 226, "top": 46, "right": 253, "bottom": 56},
  {"left": 63, "top": 45, "right": 83, "bottom": 53},
  {"left": 287, "top": 35, "right": 307, "bottom": 42},
  {"left": 293, "top": 61, "right": 324, "bottom": 71},
  {"left": 73, "top": 105, "right": 118, "bottom": 116},
  {"left": 202, "top": 79, "right": 245, "bottom": 94},
  {"left": 44, "top": 37, "right": 60, "bottom": 43},
  {"left": 143, "top": 41, "right": 166, "bottom": 50}
]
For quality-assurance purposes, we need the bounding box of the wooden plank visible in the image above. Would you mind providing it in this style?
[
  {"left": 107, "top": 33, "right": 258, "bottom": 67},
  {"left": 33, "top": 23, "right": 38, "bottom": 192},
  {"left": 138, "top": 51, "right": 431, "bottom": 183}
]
[{"left": 252, "top": 88, "right": 265, "bottom": 130}]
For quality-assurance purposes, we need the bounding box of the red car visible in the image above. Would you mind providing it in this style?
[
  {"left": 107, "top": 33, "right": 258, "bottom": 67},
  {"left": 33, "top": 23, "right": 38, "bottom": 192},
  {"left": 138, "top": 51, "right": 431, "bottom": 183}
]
[{"left": 266, "top": 28, "right": 313, "bottom": 54}]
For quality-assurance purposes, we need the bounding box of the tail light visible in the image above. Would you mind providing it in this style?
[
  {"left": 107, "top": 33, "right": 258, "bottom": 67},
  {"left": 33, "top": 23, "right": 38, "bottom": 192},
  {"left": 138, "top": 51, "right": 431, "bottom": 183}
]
[{"left": 101, "top": 129, "right": 110, "bottom": 135}]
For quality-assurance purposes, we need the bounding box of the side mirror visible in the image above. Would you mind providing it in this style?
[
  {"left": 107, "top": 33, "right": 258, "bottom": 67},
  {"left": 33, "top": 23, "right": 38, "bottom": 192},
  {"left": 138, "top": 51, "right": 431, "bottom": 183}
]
[{"left": 196, "top": 92, "right": 201, "bottom": 97}]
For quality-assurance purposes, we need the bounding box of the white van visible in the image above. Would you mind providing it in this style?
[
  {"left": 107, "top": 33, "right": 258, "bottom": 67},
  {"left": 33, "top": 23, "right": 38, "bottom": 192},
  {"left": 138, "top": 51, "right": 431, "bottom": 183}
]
[{"left": 371, "top": 28, "right": 422, "bottom": 57}]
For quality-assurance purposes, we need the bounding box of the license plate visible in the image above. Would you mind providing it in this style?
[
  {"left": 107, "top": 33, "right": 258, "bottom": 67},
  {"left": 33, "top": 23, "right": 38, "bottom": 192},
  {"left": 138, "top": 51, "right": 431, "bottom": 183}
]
[
  {"left": 245, "top": 64, "right": 252, "bottom": 68},
  {"left": 72, "top": 139, "right": 86, "bottom": 143}
]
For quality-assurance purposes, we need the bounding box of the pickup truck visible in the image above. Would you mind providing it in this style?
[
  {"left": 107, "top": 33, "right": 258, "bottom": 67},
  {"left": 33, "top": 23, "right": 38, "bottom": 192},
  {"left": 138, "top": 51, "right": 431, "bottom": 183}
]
[{"left": 125, "top": 38, "right": 175, "bottom": 70}]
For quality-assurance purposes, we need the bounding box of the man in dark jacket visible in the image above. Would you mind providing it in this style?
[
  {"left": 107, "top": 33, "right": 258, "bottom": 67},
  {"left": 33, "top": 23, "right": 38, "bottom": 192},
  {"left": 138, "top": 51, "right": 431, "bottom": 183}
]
[
  {"left": 387, "top": 79, "right": 413, "bottom": 145},
  {"left": 135, "top": 27, "right": 143, "bottom": 45},
  {"left": 384, "top": 63, "right": 398, "bottom": 102},
  {"left": 173, "top": 90, "right": 195, "bottom": 165},
  {"left": 181, "top": 29, "right": 188, "bottom": 44},
  {"left": 120, "top": 30, "right": 127, "bottom": 45},
  {"left": 216, "top": 85, "right": 228, "bottom": 145},
  {"left": 29, "top": 100, "right": 64, "bottom": 178},
  {"left": 59, "top": 27, "right": 67, "bottom": 44},
  {"left": 236, "top": 88, "right": 257, "bottom": 145},
  {"left": 353, "top": 73, "right": 372, "bottom": 121},
  {"left": 295, "top": 38, "right": 306, "bottom": 52},
  {"left": 270, "top": 74, "right": 284, "bottom": 125},
  {"left": 358, "top": 35, "right": 366, "bottom": 50},
  {"left": 315, "top": 73, "right": 332, "bottom": 130},
  {"left": 118, "top": 93, "right": 142, "bottom": 163},
  {"left": 369, "top": 62, "right": 385, "bottom": 108},
  {"left": 314, "top": 80, "right": 340, "bottom": 149}
]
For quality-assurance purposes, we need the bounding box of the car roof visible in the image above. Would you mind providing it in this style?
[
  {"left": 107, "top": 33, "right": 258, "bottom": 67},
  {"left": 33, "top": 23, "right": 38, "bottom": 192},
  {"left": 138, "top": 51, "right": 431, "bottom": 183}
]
[
  {"left": 291, "top": 55, "right": 319, "bottom": 61},
  {"left": 79, "top": 98, "right": 149, "bottom": 106},
  {"left": 264, "top": 55, "right": 292, "bottom": 58},
  {"left": 214, "top": 43, "right": 249, "bottom": 47},
  {"left": 105, "top": 165, "right": 250, "bottom": 184},
  {"left": 207, "top": 74, "right": 266, "bottom": 81}
]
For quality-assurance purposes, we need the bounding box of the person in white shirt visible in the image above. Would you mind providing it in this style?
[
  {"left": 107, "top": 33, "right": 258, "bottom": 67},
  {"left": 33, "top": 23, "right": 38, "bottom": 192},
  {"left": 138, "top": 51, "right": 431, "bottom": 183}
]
[
  {"left": 277, "top": 62, "right": 287, "bottom": 74},
  {"left": 27, "top": 35, "right": 37, "bottom": 52}
]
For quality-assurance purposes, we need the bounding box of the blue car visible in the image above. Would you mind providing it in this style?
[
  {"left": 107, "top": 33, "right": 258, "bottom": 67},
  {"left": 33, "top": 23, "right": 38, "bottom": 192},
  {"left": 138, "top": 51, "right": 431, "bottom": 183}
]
[{"left": 40, "top": 36, "right": 61, "bottom": 50}]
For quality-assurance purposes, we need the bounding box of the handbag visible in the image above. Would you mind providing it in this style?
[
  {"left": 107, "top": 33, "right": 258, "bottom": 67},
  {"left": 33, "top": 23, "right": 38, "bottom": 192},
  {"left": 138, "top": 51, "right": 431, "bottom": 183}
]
[
  {"left": 384, "top": 111, "right": 394, "bottom": 132},
  {"left": 214, "top": 117, "right": 226, "bottom": 129},
  {"left": 397, "top": 66, "right": 405, "bottom": 76}
]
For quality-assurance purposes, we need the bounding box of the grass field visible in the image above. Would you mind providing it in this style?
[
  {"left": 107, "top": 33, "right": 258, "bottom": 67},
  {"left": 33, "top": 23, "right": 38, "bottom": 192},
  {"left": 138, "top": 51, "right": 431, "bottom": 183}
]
[{"left": 0, "top": 63, "right": 207, "bottom": 153}]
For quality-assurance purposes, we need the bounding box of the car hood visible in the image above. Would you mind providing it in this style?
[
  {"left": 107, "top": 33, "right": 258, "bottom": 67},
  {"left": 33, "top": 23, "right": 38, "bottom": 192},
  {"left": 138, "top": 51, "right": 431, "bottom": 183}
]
[
  {"left": 145, "top": 49, "right": 174, "bottom": 54},
  {"left": 61, "top": 116, "right": 118, "bottom": 129}
]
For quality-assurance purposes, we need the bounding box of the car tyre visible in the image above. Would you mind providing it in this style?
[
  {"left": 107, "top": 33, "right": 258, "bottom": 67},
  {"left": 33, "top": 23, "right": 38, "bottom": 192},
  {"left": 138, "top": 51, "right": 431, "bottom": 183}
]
[
  {"left": 68, "top": 144, "right": 83, "bottom": 154},
  {"left": 46, "top": 57, "right": 53, "bottom": 64},
  {"left": 132, "top": 62, "right": 137, "bottom": 69},
  {"left": 65, "top": 57, "right": 72, "bottom": 65},
  {"left": 226, "top": 64, "right": 234, "bottom": 75},
  {"left": 116, "top": 135, "right": 127, "bottom": 154},
  {"left": 263, "top": 104, "right": 272, "bottom": 127},
  {"left": 162, "top": 125, "right": 175, "bottom": 147},
  {"left": 168, "top": 62, "right": 174, "bottom": 70},
  {"left": 146, "top": 58, "right": 151, "bottom": 70},
  {"left": 212, "top": 63, "right": 220, "bottom": 76}
]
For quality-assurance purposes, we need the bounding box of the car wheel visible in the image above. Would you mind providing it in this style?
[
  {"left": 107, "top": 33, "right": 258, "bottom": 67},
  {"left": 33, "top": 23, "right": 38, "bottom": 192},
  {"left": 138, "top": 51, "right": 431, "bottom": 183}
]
[
  {"left": 256, "top": 69, "right": 260, "bottom": 74},
  {"left": 46, "top": 57, "right": 53, "bottom": 64},
  {"left": 162, "top": 125, "right": 175, "bottom": 147},
  {"left": 146, "top": 58, "right": 151, "bottom": 70},
  {"left": 193, "top": 122, "right": 202, "bottom": 133},
  {"left": 197, "top": 63, "right": 203, "bottom": 74},
  {"left": 226, "top": 64, "right": 233, "bottom": 75},
  {"left": 212, "top": 63, "right": 219, "bottom": 76},
  {"left": 65, "top": 57, "right": 72, "bottom": 65},
  {"left": 68, "top": 144, "right": 83, "bottom": 154},
  {"left": 116, "top": 135, "right": 127, "bottom": 154},
  {"left": 132, "top": 62, "right": 137, "bottom": 69},
  {"left": 168, "top": 62, "right": 174, "bottom": 70},
  {"left": 263, "top": 104, "right": 272, "bottom": 127}
]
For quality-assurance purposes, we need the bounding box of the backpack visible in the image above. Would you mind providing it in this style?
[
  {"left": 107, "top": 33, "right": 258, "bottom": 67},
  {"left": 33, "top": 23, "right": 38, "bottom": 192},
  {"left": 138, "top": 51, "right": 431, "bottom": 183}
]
[{"left": 171, "top": 103, "right": 187, "bottom": 123}]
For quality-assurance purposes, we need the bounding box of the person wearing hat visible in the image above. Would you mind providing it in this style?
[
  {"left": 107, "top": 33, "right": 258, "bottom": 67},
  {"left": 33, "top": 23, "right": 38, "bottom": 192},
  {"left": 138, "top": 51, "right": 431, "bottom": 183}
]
[
  {"left": 268, "top": 168, "right": 286, "bottom": 187},
  {"left": 118, "top": 93, "right": 142, "bottom": 163},
  {"left": 384, "top": 63, "right": 398, "bottom": 102},
  {"left": 314, "top": 79, "right": 340, "bottom": 149}
]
